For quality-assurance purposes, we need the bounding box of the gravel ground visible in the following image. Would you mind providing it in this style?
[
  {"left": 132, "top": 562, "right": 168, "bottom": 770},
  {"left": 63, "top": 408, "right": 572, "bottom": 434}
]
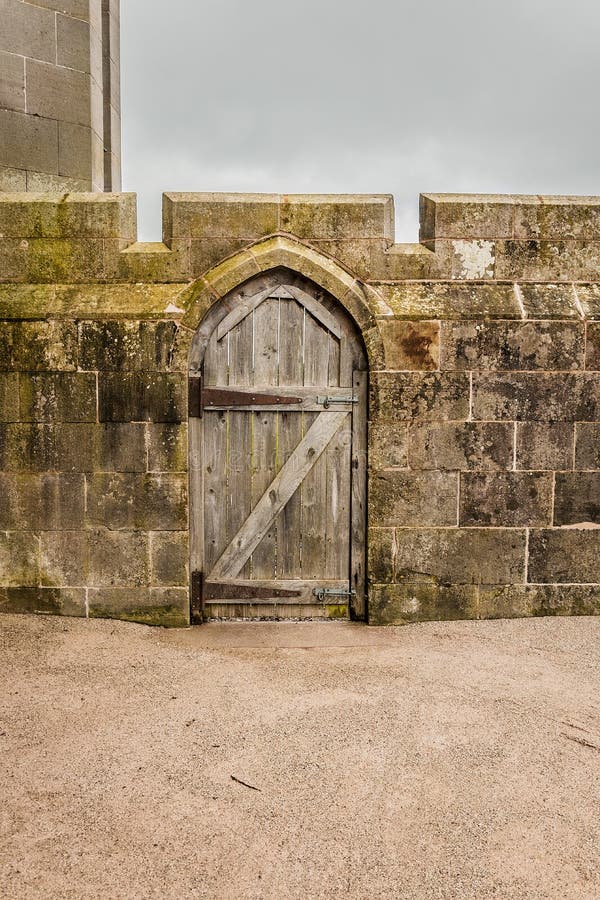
[{"left": 2, "top": 613, "right": 600, "bottom": 899}]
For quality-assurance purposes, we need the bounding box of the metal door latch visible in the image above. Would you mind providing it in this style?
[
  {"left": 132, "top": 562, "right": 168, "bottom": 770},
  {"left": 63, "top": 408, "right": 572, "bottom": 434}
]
[
  {"left": 316, "top": 395, "right": 358, "bottom": 409},
  {"left": 313, "top": 588, "right": 356, "bottom": 603}
]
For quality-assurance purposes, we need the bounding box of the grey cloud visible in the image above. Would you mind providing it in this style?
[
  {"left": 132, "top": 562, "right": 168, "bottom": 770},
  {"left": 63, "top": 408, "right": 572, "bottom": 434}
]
[{"left": 121, "top": 0, "right": 600, "bottom": 241}]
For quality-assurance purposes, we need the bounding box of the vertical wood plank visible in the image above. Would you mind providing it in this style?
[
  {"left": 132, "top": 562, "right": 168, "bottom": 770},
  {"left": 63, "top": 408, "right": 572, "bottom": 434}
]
[
  {"left": 203, "top": 410, "right": 228, "bottom": 571},
  {"left": 203, "top": 329, "right": 228, "bottom": 386},
  {"left": 350, "top": 369, "right": 368, "bottom": 619},
  {"left": 325, "top": 412, "right": 352, "bottom": 579},
  {"left": 277, "top": 298, "right": 305, "bottom": 578}
]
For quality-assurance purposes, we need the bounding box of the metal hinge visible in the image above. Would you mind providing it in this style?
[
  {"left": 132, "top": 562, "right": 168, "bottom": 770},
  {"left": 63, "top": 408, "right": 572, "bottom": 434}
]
[
  {"left": 316, "top": 395, "right": 358, "bottom": 409},
  {"left": 313, "top": 587, "right": 356, "bottom": 603}
]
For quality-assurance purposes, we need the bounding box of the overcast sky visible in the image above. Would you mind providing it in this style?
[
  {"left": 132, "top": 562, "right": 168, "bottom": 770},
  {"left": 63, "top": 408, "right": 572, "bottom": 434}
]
[{"left": 121, "top": 0, "right": 600, "bottom": 243}]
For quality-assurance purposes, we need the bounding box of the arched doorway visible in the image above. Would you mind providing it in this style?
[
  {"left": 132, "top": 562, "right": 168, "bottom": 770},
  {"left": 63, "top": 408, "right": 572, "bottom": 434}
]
[{"left": 189, "top": 268, "right": 368, "bottom": 622}]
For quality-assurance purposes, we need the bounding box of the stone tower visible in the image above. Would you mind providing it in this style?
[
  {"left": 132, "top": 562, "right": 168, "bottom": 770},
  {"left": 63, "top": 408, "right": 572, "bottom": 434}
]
[{"left": 0, "top": 0, "right": 120, "bottom": 192}]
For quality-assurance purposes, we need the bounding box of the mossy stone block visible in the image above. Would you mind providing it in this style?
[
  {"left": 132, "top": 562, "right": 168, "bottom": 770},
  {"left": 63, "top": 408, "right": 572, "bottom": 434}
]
[
  {"left": 85, "top": 473, "right": 187, "bottom": 530},
  {"left": 370, "top": 471, "right": 458, "bottom": 527},
  {"left": 371, "top": 372, "right": 470, "bottom": 422},
  {"left": 369, "top": 583, "right": 478, "bottom": 625},
  {"left": 459, "top": 472, "right": 553, "bottom": 527},
  {"left": 528, "top": 529, "right": 600, "bottom": 583},
  {"left": 99, "top": 373, "right": 186, "bottom": 423},
  {"left": 408, "top": 422, "right": 513, "bottom": 471},
  {"left": 19, "top": 373, "right": 97, "bottom": 422}
]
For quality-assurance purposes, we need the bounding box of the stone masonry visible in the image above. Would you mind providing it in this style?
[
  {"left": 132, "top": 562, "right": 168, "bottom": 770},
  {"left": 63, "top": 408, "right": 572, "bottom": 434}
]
[
  {"left": 1, "top": 191, "right": 600, "bottom": 626},
  {"left": 0, "top": 0, "right": 120, "bottom": 192}
]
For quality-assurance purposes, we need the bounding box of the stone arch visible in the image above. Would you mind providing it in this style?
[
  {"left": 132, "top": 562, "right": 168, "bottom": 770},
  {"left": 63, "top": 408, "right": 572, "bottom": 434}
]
[{"left": 181, "top": 234, "right": 385, "bottom": 371}]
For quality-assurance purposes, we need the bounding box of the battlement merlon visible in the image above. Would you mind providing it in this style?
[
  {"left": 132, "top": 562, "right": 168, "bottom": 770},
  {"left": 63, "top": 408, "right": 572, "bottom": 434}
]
[{"left": 2, "top": 192, "right": 600, "bottom": 283}]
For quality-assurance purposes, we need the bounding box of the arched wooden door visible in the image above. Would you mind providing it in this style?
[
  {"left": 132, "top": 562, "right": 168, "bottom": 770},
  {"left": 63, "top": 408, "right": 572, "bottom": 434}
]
[{"left": 189, "top": 271, "right": 367, "bottom": 622}]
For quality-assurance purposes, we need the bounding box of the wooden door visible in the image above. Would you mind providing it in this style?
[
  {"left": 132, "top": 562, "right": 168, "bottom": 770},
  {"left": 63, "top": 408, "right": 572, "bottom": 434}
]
[{"left": 189, "top": 275, "right": 367, "bottom": 622}]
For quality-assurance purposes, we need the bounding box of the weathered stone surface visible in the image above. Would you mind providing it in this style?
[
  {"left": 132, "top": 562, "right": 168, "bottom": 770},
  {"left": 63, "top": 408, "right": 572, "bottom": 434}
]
[
  {"left": 0, "top": 48, "right": 25, "bottom": 112},
  {"left": 0, "top": 109, "right": 58, "bottom": 175},
  {"left": 0, "top": 194, "right": 136, "bottom": 240},
  {"left": 367, "top": 528, "right": 395, "bottom": 583},
  {"left": 575, "top": 424, "right": 600, "bottom": 470},
  {"left": 149, "top": 532, "right": 188, "bottom": 586},
  {"left": 19, "top": 373, "right": 96, "bottom": 422},
  {"left": 0, "top": 586, "right": 84, "bottom": 616},
  {"left": 369, "top": 583, "right": 478, "bottom": 625},
  {"left": 370, "top": 471, "right": 458, "bottom": 526},
  {"left": 585, "top": 323, "right": 600, "bottom": 370},
  {"left": 163, "top": 193, "right": 280, "bottom": 241},
  {"left": 368, "top": 423, "right": 408, "bottom": 470},
  {"left": 519, "top": 284, "right": 581, "bottom": 319},
  {"left": 473, "top": 374, "right": 600, "bottom": 422},
  {"left": 87, "top": 529, "right": 149, "bottom": 587},
  {"left": 380, "top": 320, "right": 439, "bottom": 371},
  {"left": 479, "top": 584, "right": 600, "bottom": 619},
  {"left": 0, "top": 473, "right": 85, "bottom": 530},
  {"left": 516, "top": 423, "right": 574, "bottom": 471},
  {"left": 420, "top": 195, "right": 514, "bottom": 240},
  {"left": 0, "top": 165, "right": 26, "bottom": 191},
  {"left": 528, "top": 529, "right": 600, "bottom": 583},
  {"left": 371, "top": 373, "right": 470, "bottom": 422},
  {"left": 40, "top": 531, "right": 88, "bottom": 585},
  {"left": 440, "top": 321, "right": 584, "bottom": 371},
  {"left": 88, "top": 586, "right": 188, "bottom": 627},
  {"left": 0, "top": 423, "right": 57, "bottom": 471},
  {"left": 394, "top": 528, "right": 526, "bottom": 584},
  {"left": 554, "top": 474, "right": 600, "bottom": 526},
  {"left": 1, "top": 321, "right": 79, "bottom": 371},
  {"left": 147, "top": 424, "right": 188, "bottom": 472},
  {"left": 408, "top": 422, "right": 513, "bottom": 471},
  {"left": 0, "top": 0, "right": 56, "bottom": 63},
  {"left": 0, "top": 531, "right": 39, "bottom": 586},
  {"left": 513, "top": 199, "right": 600, "bottom": 240},
  {"left": 0, "top": 374, "right": 19, "bottom": 422},
  {"left": 56, "top": 12, "right": 90, "bottom": 72},
  {"left": 98, "top": 374, "right": 186, "bottom": 423},
  {"left": 373, "top": 282, "right": 520, "bottom": 320},
  {"left": 576, "top": 285, "right": 600, "bottom": 320},
  {"left": 79, "top": 320, "right": 183, "bottom": 372},
  {"left": 459, "top": 473, "right": 553, "bottom": 527},
  {"left": 494, "top": 240, "right": 600, "bottom": 282},
  {"left": 86, "top": 473, "right": 187, "bottom": 530},
  {"left": 26, "top": 58, "right": 91, "bottom": 127}
]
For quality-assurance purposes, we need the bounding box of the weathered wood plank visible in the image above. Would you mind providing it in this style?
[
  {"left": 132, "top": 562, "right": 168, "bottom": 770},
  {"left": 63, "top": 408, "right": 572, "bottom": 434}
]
[
  {"left": 216, "top": 286, "right": 275, "bottom": 341},
  {"left": 209, "top": 410, "right": 347, "bottom": 580},
  {"left": 286, "top": 284, "right": 343, "bottom": 338},
  {"left": 202, "top": 410, "right": 228, "bottom": 570},
  {"left": 350, "top": 369, "right": 368, "bottom": 619},
  {"left": 325, "top": 411, "right": 352, "bottom": 579}
]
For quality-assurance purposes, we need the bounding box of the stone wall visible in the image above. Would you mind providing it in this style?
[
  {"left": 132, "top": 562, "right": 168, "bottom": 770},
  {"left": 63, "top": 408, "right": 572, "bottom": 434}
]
[
  {"left": 0, "top": 0, "right": 120, "bottom": 192},
  {"left": 1, "top": 191, "right": 600, "bottom": 626}
]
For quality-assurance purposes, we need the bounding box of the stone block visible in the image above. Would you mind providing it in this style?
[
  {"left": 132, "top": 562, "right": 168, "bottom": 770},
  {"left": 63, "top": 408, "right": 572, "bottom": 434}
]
[
  {"left": 0, "top": 0, "right": 56, "bottom": 62},
  {"left": 54, "top": 422, "right": 147, "bottom": 472},
  {"left": 495, "top": 240, "right": 600, "bottom": 282},
  {"left": 519, "top": 284, "right": 581, "bottom": 319},
  {"left": 409, "top": 422, "right": 513, "bottom": 471},
  {"left": 459, "top": 473, "right": 553, "bottom": 527},
  {"left": 0, "top": 165, "right": 26, "bottom": 190},
  {"left": 98, "top": 374, "right": 186, "bottom": 423},
  {"left": 0, "top": 473, "right": 85, "bottom": 530},
  {"left": 0, "top": 531, "right": 39, "bottom": 586},
  {"left": 27, "top": 0, "right": 91, "bottom": 18},
  {"left": 85, "top": 473, "right": 187, "bottom": 530},
  {"left": 0, "top": 424, "right": 57, "bottom": 471},
  {"left": 0, "top": 49, "right": 25, "bottom": 112},
  {"left": 40, "top": 531, "right": 88, "bottom": 585},
  {"left": 188, "top": 239, "right": 251, "bottom": 278},
  {"left": 163, "top": 193, "right": 280, "bottom": 242},
  {"left": 513, "top": 199, "right": 600, "bottom": 240},
  {"left": 371, "top": 373, "right": 470, "bottom": 422},
  {"left": 149, "top": 532, "right": 188, "bottom": 586},
  {"left": 370, "top": 471, "right": 458, "bottom": 526},
  {"left": 472, "top": 374, "right": 600, "bottom": 422},
  {"left": 56, "top": 12, "right": 90, "bottom": 72},
  {"left": 576, "top": 285, "right": 600, "bottom": 320},
  {"left": 516, "top": 423, "right": 573, "bottom": 471},
  {"left": 528, "top": 529, "right": 600, "bottom": 583},
  {"left": 88, "top": 586, "right": 188, "bottom": 627},
  {"left": 585, "top": 324, "right": 600, "bottom": 370},
  {"left": 440, "top": 321, "right": 584, "bottom": 372},
  {"left": 19, "top": 373, "right": 97, "bottom": 422},
  {"left": 0, "top": 586, "right": 84, "bottom": 616},
  {"left": 58, "top": 122, "right": 93, "bottom": 181},
  {"left": 374, "top": 282, "right": 520, "bottom": 320},
  {"left": 0, "top": 109, "right": 58, "bottom": 174},
  {"left": 9, "top": 321, "right": 78, "bottom": 371},
  {"left": 479, "top": 584, "right": 600, "bottom": 619},
  {"left": 147, "top": 423, "right": 188, "bottom": 472},
  {"left": 279, "top": 195, "right": 394, "bottom": 241},
  {"left": 79, "top": 321, "right": 183, "bottom": 372},
  {"left": 88, "top": 529, "right": 149, "bottom": 587},
  {"left": 419, "top": 194, "right": 514, "bottom": 241},
  {"left": 554, "top": 474, "right": 600, "bottom": 526},
  {"left": 26, "top": 58, "right": 91, "bottom": 127},
  {"left": 26, "top": 172, "right": 91, "bottom": 191},
  {"left": 575, "top": 424, "right": 600, "bottom": 470},
  {"left": 380, "top": 320, "right": 440, "bottom": 371},
  {"left": 394, "top": 528, "right": 526, "bottom": 584},
  {"left": 0, "top": 374, "right": 19, "bottom": 422},
  {"left": 0, "top": 237, "right": 108, "bottom": 283},
  {"left": 369, "top": 583, "right": 478, "bottom": 625},
  {"left": 368, "top": 423, "right": 408, "bottom": 470},
  {"left": 0, "top": 194, "right": 136, "bottom": 239},
  {"left": 367, "top": 527, "right": 395, "bottom": 583}
]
